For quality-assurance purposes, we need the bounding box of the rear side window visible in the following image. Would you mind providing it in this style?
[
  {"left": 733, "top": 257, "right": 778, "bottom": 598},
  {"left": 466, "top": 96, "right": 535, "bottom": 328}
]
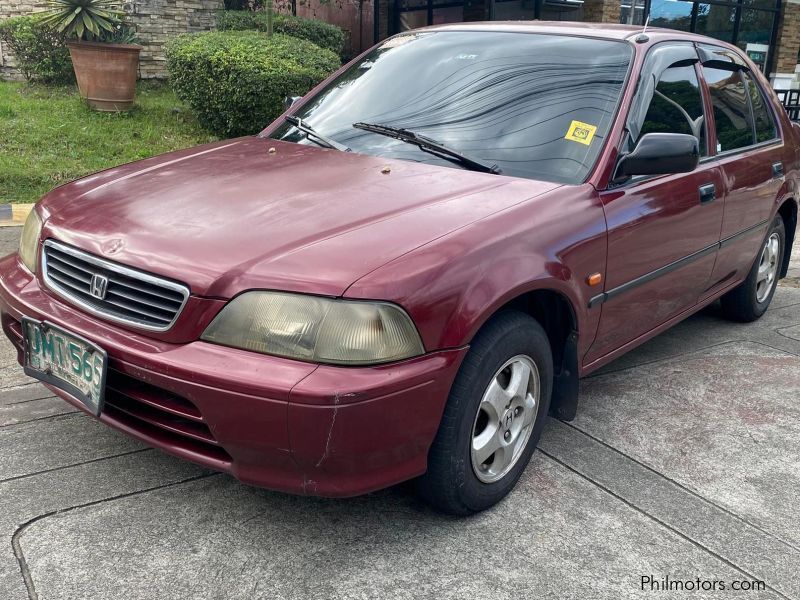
[
  {"left": 744, "top": 72, "right": 777, "bottom": 143},
  {"left": 703, "top": 67, "right": 753, "bottom": 152},
  {"left": 639, "top": 64, "right": 707, "bottom": 156}
]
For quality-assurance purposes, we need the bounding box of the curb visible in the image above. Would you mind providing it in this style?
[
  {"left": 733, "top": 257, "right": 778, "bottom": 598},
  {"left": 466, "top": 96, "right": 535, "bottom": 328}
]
[{"left": 0, "top": 204, "right": 34, "bottom": 228}]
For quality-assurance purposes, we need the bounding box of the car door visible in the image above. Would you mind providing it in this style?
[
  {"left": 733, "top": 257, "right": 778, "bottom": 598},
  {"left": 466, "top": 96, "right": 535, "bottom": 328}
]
[
  {"left": 585, "top": 43, "right": 725, "bottom": 366},
  {"left": 697, "top": 45, "right": 788, "bottom": 298}
]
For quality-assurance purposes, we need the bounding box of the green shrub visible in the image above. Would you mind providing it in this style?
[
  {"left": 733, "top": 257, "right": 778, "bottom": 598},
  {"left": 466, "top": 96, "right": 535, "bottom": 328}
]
[
  {"left": 0, "top": 16, "right": 74, "bottom": 84},
  {"left": 166, "top": 31, "right": 340, "bottom": 137},
  {"left": 216, "top": 10, "right": 346, "bottom": 56}
]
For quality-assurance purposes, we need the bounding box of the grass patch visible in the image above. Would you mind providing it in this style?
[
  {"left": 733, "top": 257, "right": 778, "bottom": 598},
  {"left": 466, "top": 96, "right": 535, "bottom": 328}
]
[{"left": 0, "top": 80, "right": 217, "bottom": 203}]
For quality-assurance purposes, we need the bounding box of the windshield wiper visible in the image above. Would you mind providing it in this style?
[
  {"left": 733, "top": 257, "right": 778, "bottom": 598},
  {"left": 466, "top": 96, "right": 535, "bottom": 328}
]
[
  {"left": 285, "top": 116, "right": 351, "bottom": 152},
  {"left": 352, "top": 122, "right": 501, "bottom": 175}
]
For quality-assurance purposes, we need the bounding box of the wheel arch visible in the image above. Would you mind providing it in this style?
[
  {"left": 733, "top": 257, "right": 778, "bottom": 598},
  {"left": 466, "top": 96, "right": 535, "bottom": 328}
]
[
  {"left": 467, "top": 285, "right": 582, "bottom": 421},
  {"left": 494, "top": 288, "right": 578, "bottom": 372}
]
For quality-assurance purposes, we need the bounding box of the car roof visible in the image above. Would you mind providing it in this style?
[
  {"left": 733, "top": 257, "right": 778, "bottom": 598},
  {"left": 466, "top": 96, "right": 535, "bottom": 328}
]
[{"left": 418, "top": 20, "right": 729, "bottom": 46}]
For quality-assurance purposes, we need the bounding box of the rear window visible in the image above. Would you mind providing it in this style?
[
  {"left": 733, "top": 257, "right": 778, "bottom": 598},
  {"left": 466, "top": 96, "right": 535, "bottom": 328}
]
[
  {"left": 744, "top": 72, "right": 777, "bottom": 143},
  {"left": 703, "top": 67, "right": 753, "bottom": 152},
  {"left": 269, "top": 31, "right": 633, "bottom": 184},
  {"left": 703, "top": 64, "right": 777, "bottom": 153}
]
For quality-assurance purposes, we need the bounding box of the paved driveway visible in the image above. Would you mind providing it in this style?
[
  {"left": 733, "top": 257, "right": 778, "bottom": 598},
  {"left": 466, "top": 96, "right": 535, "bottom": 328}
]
[{"left": 1, "top": 227, "right": 798, "bottom": 600}]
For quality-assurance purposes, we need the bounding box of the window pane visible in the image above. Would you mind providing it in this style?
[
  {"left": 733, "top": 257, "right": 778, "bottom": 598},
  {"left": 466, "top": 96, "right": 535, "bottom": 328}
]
[
  {"left": 741, "top": 0, "right": 780, "bottom": 9},
  {"left": 649, "top": 0, "right": 693, "bottom": 31},
  {"left": 736, "top": 9, "right": 776, "bottom": 71},
  {"left": 539, "top": 2, "right": 584, "bottom": 21},
  {"left": 493, "top": 0, "right": 536, "bottom": 20},
  {"left": 271, "top": 32, "right": 633, "bottom": 184},
  {"left": 743, "top": 72, "right": 777, "bottom": 142},
  {"left": 431, "top": 5, "right": 463, "bottom": 24},
  {"left": 640, "top": 64, "right": 707, "bottom": 156},
  {"left": 620, "top": 0, "right": 647, "bottom": 25},
  {"left": 703, "top": 67, "right": 754, "bottom": 152},
  {"left": 694, "top": 3, "right": 736, "bottom": 42}
]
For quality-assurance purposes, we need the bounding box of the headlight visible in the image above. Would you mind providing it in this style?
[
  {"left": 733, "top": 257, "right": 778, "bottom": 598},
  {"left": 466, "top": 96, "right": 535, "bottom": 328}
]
[
  {"left": 201, "top": 291, "right": 425, "bottom": 366},
  {"left": 18, "top": 209, "right": 43, "bottom": 274}
]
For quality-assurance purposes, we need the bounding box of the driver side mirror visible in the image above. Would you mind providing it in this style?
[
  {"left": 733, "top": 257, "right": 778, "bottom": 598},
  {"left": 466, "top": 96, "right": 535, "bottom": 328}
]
[{"left": 615, "top": 133, "right": 700, "bottom": 180}]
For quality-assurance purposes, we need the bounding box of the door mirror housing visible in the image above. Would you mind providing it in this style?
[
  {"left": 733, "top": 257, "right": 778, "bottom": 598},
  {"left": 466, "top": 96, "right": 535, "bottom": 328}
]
[{"left": 616, "top": 133, "right": 700, "bottom": 180}]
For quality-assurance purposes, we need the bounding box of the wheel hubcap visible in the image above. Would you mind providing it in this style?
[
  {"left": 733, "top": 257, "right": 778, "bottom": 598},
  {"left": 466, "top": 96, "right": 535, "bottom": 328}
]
[
  {"left": 471, "top": 355, "right": 540, "bottom": 484},
  {"left": 756, "top": 233, "right": 780, "bottom": 303}
]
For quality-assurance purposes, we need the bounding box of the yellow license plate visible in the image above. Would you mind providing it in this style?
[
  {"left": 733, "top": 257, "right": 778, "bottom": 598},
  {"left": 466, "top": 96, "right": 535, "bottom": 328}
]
[{"left": 22, "top": 318, "right": 107, "bottom": 415}]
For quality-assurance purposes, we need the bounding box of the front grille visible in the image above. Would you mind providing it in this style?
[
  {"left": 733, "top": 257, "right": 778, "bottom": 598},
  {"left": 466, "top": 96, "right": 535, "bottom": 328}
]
[
  {"left": 42, "top": 240, "right": 189, "bottom": 332},
  {"left": 104, "top": 369, "right": 232, "bottom": 467}
]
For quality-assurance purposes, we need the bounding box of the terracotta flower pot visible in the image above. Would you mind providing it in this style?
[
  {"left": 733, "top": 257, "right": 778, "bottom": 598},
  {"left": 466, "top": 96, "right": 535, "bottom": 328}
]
[{"left": 67, "top": 41, "right": 142, "bottom": 112}]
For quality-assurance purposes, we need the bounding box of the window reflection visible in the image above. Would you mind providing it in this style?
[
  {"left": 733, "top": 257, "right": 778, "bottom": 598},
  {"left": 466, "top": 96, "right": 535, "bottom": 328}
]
[
  {"left": 703, "top": 67, "right": 753, "bottom": 152},
  {"left": 539, "top": 0, "right": 585, "bottom": 20},
  {"left": 271, "top": 32, "right": 632, "bottom": 184},
  {"left": 620, "top": 0, "right": 647, "bottom": 25},
  {"left": 649, "top": 0, "right": 693, "bottom": 31},
  {"left": 493, "top": 0, "right": 537, "bottom": 19},
  {"left": 743, "top": 72, "right": 777, "bottom": 142},
  {"left": 640, "top": 64, "right": 707, "bottom": 156},
  {"left": 694, "top": 3, "right": 736, "bottom": 42},
  {"left": 737, "top": 9, "right": 775, "bottom": 71}
]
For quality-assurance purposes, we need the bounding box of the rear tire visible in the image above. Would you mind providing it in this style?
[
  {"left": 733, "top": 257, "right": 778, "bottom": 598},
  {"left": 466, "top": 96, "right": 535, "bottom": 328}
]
[
  {"left": 720, "top": 216, "right": 785, "bottom": 323},
  {"left": 417, "top": 310, "right": 552, "bottom": 515}
]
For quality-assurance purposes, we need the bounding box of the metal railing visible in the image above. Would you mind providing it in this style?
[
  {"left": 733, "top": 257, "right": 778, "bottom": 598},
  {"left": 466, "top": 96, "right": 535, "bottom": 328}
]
[{"left": 775, "top": 89, "right": 800, "bottom": 121}]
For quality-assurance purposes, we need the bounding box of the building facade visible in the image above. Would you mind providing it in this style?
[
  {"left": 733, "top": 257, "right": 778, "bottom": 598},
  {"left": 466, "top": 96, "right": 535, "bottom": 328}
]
[{"left": 373, "top": 0, "right": 800, "bottom": 88}]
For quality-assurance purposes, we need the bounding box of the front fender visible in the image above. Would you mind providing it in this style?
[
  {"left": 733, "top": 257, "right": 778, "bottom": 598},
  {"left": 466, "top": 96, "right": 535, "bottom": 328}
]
[{"left": 345, "top": 184, "right": 608, "bottom": 360}]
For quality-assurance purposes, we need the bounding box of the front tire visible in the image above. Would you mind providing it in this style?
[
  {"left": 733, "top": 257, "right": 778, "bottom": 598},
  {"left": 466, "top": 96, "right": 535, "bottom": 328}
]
[
  {"left": 720, "top": 216, "right": 785, "bottom": 322},
  {"left": 417, "top": 311, "right": 553, "bottom": 515}
]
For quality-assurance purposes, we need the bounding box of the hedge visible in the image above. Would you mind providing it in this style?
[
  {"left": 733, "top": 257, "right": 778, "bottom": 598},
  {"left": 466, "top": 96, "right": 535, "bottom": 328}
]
[
  {"left": 0, "top": 16, "right": 74, "bottom": 84},
  {"left": 216, "top": 10, "right": 346, "bottom": 57},
  {"left": 166, "top": 31, "right": 340, "bottom": 137}
]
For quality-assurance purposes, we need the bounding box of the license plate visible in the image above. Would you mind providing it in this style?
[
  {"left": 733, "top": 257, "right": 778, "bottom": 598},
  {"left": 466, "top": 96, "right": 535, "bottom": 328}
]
[{"left": 22, "top": 318, "right": 107, "bottom": 416}]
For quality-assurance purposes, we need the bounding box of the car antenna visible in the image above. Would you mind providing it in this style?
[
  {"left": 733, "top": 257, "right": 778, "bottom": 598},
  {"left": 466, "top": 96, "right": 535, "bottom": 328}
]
[{"left": 635, "top": 15, "right": 650, "bottom": 43}]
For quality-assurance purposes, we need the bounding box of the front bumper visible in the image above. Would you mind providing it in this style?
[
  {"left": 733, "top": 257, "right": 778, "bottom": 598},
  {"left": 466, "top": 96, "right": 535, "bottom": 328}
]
[{"left": 0, "top": 254, "right": 467, "bottom": 497}]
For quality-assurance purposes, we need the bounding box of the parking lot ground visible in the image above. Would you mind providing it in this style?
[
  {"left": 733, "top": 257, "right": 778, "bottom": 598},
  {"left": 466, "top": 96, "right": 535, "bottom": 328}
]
[{"left": 0, "top": 228, "right": 798, "bottom": 600}]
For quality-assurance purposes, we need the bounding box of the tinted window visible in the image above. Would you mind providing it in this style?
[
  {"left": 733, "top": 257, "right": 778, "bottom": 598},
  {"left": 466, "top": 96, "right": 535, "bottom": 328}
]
[
  {"left": 639, "top": 64, "right": 707, "bottom": 156},
  {"left": 703, "top": 67, "right": 753, "bottom": 152},
  {"left": 269, "top": 32, "right": 632, "bottom": 184},
  {"left": 744, "top": 72, "right": 777, "bottom": 142}
]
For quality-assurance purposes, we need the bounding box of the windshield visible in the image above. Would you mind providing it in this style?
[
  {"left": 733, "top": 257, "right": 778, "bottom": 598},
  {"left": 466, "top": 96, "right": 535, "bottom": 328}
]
[{"left": 268, "top": 31, "right": 633, "bottom": 184}]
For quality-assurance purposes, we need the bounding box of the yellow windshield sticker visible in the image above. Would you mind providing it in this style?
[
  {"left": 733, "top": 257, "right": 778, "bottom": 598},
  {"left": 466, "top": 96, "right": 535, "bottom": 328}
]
[{"left": 565, "top": 120, "right": 597, "bottom": 146}]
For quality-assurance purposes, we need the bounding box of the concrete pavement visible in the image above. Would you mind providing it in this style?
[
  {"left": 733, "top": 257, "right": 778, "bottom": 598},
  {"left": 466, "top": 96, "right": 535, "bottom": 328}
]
[{"left": 0, "top": 227, "right": 798, "bottom": 600}]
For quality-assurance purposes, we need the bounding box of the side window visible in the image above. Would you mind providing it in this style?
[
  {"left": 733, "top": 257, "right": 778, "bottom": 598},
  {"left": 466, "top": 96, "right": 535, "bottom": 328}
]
[
  {"left": 743, "top": 72, "right": 777, "bottom": 143},
  {"left": 639, "top": 64, "right": 707, "bottom": 156},
  {"left": 703, "top": 67, "right": 753, "bottom": 152}
]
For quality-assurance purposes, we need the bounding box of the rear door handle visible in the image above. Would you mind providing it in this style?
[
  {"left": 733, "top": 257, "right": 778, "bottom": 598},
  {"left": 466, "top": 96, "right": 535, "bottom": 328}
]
[
  {"left": 699, "top": 183, "right": 716, "bottom": 204},
  {"left": 772, "top": 162, "right": 784, "bottom": 178}
]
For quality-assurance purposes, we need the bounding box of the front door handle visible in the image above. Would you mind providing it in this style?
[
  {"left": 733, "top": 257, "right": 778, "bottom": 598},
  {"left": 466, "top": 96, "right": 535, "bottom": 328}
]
[
  {"left": 699, "top": 183, "right": 716, "bottom": 204},
  {"left": 772, "top": 162, "right": 784, "bottom": 178}
]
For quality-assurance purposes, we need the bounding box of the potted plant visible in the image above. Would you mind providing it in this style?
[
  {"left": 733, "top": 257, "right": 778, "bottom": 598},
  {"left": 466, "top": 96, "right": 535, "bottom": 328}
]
[{"left": 40, "top": 0, "right": 141, "bottom": 111}]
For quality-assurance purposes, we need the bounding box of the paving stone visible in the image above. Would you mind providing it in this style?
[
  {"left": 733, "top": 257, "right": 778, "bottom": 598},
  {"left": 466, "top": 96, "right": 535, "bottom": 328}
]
[
  {"left": 0, "top": 396, "right": 76, "bottom": 426},
  {"left": 17, "top": 455, "right": 780, "bottom": 600},
  {"left": 778, "top": 324, "right": 800, "bottom": 341},
  {"left": 541, "top": 421, "right": 800, "bottom": 599},
  {"left": 0, "top": 451, "right": 209, "bottom": 600},
  {"left": 0, "top": 383, "right": 54, "bottom": 407},
  {"left": 0, "top": 414, "right": 145, "bottom": 481},
  {"left": 575, "top": 342, "right": 800, "bottom": 548}
]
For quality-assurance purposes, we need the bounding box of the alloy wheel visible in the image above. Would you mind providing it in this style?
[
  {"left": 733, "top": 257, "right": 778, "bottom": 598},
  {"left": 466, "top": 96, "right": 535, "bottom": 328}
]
[
  {"left": 756, "top": 232, "right": 781, "bottom": 303},
  {"left": 471, "top": 355, "right": 540, "bottom": 483}
]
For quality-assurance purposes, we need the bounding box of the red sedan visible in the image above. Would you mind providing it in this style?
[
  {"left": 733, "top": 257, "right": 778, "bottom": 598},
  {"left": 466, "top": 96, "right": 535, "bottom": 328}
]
[{"left": 1, "top": 23, "right": 797, "bottom": 514}]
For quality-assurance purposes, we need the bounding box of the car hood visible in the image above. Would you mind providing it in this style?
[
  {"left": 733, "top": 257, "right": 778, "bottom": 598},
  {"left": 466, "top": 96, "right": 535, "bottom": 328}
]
[{"left": 40, "top": 137, "right": 561, "bottom": 298}]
